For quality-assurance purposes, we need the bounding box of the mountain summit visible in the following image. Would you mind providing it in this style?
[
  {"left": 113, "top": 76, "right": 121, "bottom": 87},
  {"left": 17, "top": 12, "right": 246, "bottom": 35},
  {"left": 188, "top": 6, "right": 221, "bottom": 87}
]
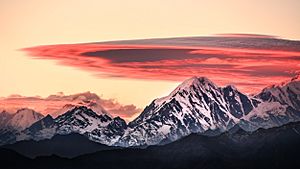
[
  {"left": 0, "top": 108, "right": 44, "bottom": 131},
  {"left": 15, "top": 106, "right": 127, "bottom": 146},
  {"left": 117, "top": 76, "right": 300, "bottom": 146},
  {"left": 117, "top": 77, "right": 259, "bottom": 146}
]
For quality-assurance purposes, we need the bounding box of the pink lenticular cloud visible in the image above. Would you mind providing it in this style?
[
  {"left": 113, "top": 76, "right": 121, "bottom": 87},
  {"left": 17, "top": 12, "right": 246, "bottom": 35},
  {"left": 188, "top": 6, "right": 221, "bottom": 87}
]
[{"left": 23, "top": 35, "right": 300, "bottom": 94}]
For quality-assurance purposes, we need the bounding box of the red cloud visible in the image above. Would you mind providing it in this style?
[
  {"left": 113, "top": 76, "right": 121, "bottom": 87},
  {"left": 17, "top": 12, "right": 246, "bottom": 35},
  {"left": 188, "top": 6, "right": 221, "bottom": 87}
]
[{"left": 23, "top": 35, "right": 300, "bottom": 94}]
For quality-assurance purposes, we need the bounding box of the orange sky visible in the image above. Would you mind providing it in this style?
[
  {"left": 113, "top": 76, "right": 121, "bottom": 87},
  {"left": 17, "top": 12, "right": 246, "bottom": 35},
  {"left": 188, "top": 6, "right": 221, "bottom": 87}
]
[{"left": 1, "top": 0, "right": 300, "bottom": 111}]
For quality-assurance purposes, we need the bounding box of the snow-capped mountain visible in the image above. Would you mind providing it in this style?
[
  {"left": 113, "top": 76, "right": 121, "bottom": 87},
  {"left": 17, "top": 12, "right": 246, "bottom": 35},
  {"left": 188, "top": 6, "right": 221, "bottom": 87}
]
[
  {"left": 9, "top": 108, "right": 44, "bottom": 131},
  {"left": 0, "top": 109, "right": 44, "bottom": 145},
  {"left": 18, "top": 106, "right": 127, "bottom": 145},
  {"left": 116, "top": 76, "right": 300, "bottom": 146},
  {"left": 116, "top": 77, "right": 258, "bottom": 146},
  {"left": 1, "top": 76, "right": 299, "bottom": 147},
  {"left": 0, "top": 108, "right": 44, "bottom": 131},
  {"left": 240, "top": 75, "right": 300, "bottom": 131},
  {"left": 257, "top": 75, "right": 300, "bottom": 109}
]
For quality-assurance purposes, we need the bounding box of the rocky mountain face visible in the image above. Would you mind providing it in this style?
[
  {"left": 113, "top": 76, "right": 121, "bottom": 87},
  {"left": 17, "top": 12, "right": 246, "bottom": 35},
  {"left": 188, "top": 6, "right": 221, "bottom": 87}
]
[
  {"left": 0, "top": 108, "right": 44, "bottom": 145},
  {"left": 116, "top": 77, "right": 257, "bottom": 146},
  {"left": 0, "top": 76, "right": 299, "bottom": 147},
  {"left": 240, "top": 75, "right": 300, "bottom": 131},
  {"left": 16, "top": 106, "right": 127, "bottom": 146},
  {"left": 117, "top": 76, "right": 300, "bottom": 146},
  {"left": 2, "top": 121, "right": 300, "bottom": 169}
]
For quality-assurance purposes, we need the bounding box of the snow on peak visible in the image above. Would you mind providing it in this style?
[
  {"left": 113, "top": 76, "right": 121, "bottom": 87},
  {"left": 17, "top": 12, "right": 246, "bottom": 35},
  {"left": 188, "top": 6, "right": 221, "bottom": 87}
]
[
  {"left": 155, "top": 76, "right": 218, "bottom": 105},
  {"left": 58, "top": 106, "right": 97, "bottom": 117},
  {"left": 9, "top": 108, "right": 44, "bottom": 130},
  {"left": 256, "top": 74, "right": 300, "bottom": 110},
  {"left": 51, "top": 100, "right": 110, "bottom": 118},
  {"left": 55, "top": 106, "right": 112, "bottom": 127},
  {"left": 178, "top": 76, "right": 216, "bottom": 89},
  {"left": 51, "top": 106, "right": 114, "bottom": 138}
]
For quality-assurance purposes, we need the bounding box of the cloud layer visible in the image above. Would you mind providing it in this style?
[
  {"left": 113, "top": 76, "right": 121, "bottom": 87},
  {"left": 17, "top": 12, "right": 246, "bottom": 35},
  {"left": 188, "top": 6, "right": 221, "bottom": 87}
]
[
  {"left": 23, "top": 34, "right": 300, "bottom": 94},
  {"left": 0, "top": 92, "right": 141, "bottom": 121}
]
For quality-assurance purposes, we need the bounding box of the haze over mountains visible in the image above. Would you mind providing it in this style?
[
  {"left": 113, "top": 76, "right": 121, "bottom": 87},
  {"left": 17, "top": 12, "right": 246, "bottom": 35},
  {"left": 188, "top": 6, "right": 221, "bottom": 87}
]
[{"left": 0, "top": 75, "right": 299, "bottom": 148}]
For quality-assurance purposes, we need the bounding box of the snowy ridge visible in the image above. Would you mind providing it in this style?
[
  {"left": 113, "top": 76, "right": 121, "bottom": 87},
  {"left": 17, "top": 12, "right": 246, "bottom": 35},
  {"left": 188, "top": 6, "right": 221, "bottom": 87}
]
[
  {"left": 116, "top": 75, "right": 300, "bottom": 146},
  {"left": 1, "top": 76, "right": 300, "bottom": 147},
  {"left": 265, "top": 74, "right": 300, "bottom": 89},
  {"left": 240, "top": 75, "right": 300, "bottom": 131},
  {"left": 117, "top": 77, "right": 258, "bottom": 146},
  {"left": 17, "top": 106, "right": 127, "bottom": 145}
]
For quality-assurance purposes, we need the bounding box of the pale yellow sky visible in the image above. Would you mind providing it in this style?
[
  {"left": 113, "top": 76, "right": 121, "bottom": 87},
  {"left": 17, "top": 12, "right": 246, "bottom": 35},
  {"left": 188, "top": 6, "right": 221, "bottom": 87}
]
[{"left": 1, "top": 0, "right": 300, "bottom": 108}]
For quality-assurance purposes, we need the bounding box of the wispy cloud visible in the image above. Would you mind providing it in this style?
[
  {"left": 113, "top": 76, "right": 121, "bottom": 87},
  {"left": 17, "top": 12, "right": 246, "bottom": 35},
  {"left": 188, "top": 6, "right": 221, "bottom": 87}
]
[{"left": 23, "top": 34, "right": 300, "bottom": 94}]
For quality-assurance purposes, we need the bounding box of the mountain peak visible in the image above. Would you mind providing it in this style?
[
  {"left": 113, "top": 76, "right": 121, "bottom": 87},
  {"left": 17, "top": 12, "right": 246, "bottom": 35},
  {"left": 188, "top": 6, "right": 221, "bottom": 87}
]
[
  {"left": 61, "top": 106, "right": 97, "bottom": 117},
  {"left": 55, "top": 106, "right": 112, "bottom": 128},
  {"left": 291, "top": 74, "right": 300, "bottom": 82},
  {"left": 44, "top": 114, "right": 53, "bottom": 120},
  {"left": 0, "top": 110, "right": 11, "bottom": 115},
  {"left": 262, "top": 74, "right": 300, "bottom": 91},
  {"left": 14, "top": 108, "right": 44, "bottom": 119},
  {"left": 9, "top": 108, "right": 44, "bottom": 131},
  {"left": 154, "top": 76, "right": 220, "bottom": 106},
  {"left": 179, "top": 76, "right": 215, "bottom": 88},
  {"left": 171, "top": 76, "right": 218, "bottom": 94},
  {"left": 278, "top": 74, "right": 300, "bottom": 87},
  {"left": 224, "top": 84, "right": 238, "bottom": 91},
  {"left": 15, "top": 108, "right": 35, "bottom": 114}
]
